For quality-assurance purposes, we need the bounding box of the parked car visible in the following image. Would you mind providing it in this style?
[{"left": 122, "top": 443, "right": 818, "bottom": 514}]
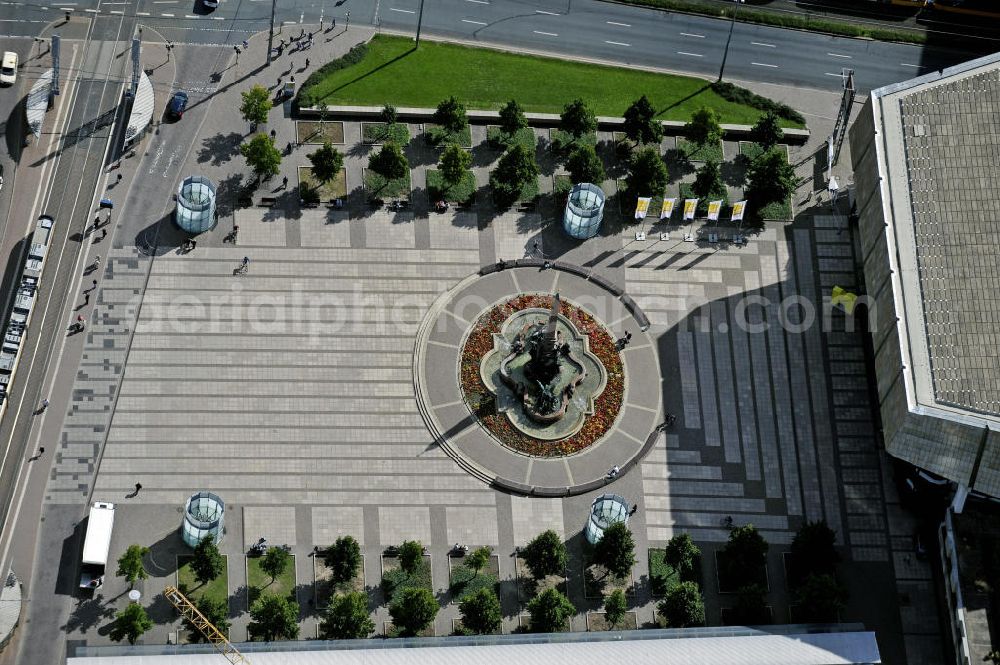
[
  {"left": 166, "top": 91, "right": 188, "bottom": 120},
  {"left": 0, "top": 51, "right": 17, "bottom": 86}
]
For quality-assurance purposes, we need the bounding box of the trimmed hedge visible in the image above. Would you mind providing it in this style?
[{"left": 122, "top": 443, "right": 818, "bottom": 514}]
[
  {"left": 299, "top": 43, "right": 369, "bottom": 108},
  {"left": 710, "top": 82, "right": 804, "bottom": 126}
]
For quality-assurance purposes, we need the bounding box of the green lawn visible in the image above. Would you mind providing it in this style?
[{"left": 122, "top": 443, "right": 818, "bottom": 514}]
[
  {"left": 247, "top": 555, "right": 297, "bottom": 607},
  {"left": 362, "top": 121, "right": 411, "bottom": 145},
  {"left": 487, "top": 126, "right": 536, "bottom": 153},
  {"left": 177, "top": 555, "right": 229, "bottom": 607},
  {"left": 298, "top": 166, "right": 348, "bottom": 201},
  {"left": 363, "top": 168, "right": 412, "bottom": 200},
  {"left": 426, "top": 169, "right": 476, "bottom": 204},
  {"left": 382, "top": 556, "right": 433, "bottom": 601},
  {"left": 299, "top": 35, "right": 799, "bottom": 126},
  {"left": 677, "top": 138, "right": 724, "bottom": 164},
  {"left": 425, "top": 123, "right": 473, "bottom": 148}
]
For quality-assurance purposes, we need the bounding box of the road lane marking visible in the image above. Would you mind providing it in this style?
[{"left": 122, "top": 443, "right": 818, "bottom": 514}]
[
  {"left": 136, "top": 10, "right": 149, "bottom": 14},
  {"left": 534, "top": 30, "right": 558, "bottom": 36},
  {"left": 152, "top": 1, "right": 178, "bottom": 3},
  {"left": 466, "top": 0, "right": 489, "bottom": 3},
  {"left": 752, "top": 62, "right": 777, "bottom": 68},
  {"left": 605, "top": 40, "right": 630, "bottom": 46},
  {"left": 84, "top": 7, "right": 98, "bottom": 11},
  {"left": 212, "top": 15, "right": 224, "bottom": 19},
  {"left": 677, "top": 51, "right": 702, "bottom": 57},
  {"left": 535, "top": 9, "right": 559, "bottom": 14},
  {"left": 110, "top": 9, "right": 123, "bottom": 13},
  {"left": 750, "top": 41, "right": 775, "bottom": 47},
  {"left": 680, "top": 32, "right": 705, "bottom": 38},
  {"left": 825, "top": 72, "right": 847, "bottom": 77},
  {"left": 462, "top": 18, "right": 487, "bottom": 25},
  {"left": 390, "top": 7, "right": 415, "bottom": 12},
  {"left": 606, "top": 20, "right": 631, "bottom": 27},
  {"left": 827, "top": 52, "right": 852, "bottom": 59},
  {"left": 901, "top": 63, "right": 921, "bottom": 67},
  {"left": 161, "top": 12, "right": 174, "bottom": 16},
  {"left": 184, "top": 13, "right": 197, "bottom": 17}
]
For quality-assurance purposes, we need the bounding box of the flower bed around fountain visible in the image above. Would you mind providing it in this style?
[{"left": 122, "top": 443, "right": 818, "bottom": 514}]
[{"left": 460, "top": 294, "right": 625, "bottom": 457}]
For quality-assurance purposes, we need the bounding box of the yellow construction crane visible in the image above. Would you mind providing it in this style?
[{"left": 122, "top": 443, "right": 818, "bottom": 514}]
[{"left": 163, "top": 585, "right": 251, "bottom": 665}]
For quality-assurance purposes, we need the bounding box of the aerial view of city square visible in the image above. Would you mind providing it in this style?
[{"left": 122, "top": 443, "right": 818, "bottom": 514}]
[{"left": 0, "top": 0, "right": 996, "bottom": 663}]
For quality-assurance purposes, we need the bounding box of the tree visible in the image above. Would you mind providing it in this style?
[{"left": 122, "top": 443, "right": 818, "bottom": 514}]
[
  {"left": 751, "top": 110, "right": 783, "bottom": 152},
  {"left": 746, "top": 147, "right": 797, "bottom": 205},
  {"left": 308, "top": 141, "right": 344, "bottom": 184},
  {"left": 110, "top": 603, "right": 153, "bottom": 645},
  {"left": 566, "top": 144, "right": 606, "bottom": 184},
  {"left": 190, "top": 534, "right": 225, "bottom": 587},
  {"left": 369, "top": 142, "right": 409, "bottom": 181},
  {"left": 240, "top": 133, "right": 282, "bottom": 181},
  {"left": 116, "top": 544, "right": 149, "bottom": 589},
  {"left": 440, "top": 144, "right": 472, "bottom": 185},
  {"left": 686, "top": 107, "right": 722, "bottom": 146},
  {"left": 658, "top": 581, "right": 705, "bottom": 628},
  {"left": 791, "top": 520, "right": 840, "bottom": 580},
  {"left": 732, "top": 583, "right": 770, "bottom": 625},
  {"left": 625, "top": 146, "right": 667, "bottom": 197},
  {"left": 260, "top": 546, "right": 291, "bottom": 584},
  {"left": 434, "top": 96, "right": 468, "bottom": 134},
  {"left": 490, "top": 143, "right": 538, "bottom": 206},
  {"left": 794, "top": 573, "right": 846, "bottom": 623},
  {"left": 499, "top": 99, "right": 527, "bottom": 136},
  {"left": 398, "top": 540, "right": 424, "bottom": 575},
  {"left": 458, "top": 587, "right": 501, "bottom": 635},
  {"left": 389, "top": 586, "right": 438, "bottom": 636},
  {"left": 593, "top": 521, "right": 636, "bottom": 580},
  {"left": 623, "top": 95, "right": 663, "bottom": 146},
  {"left": 381, "top": 103, "right": 398, "bottom": 126},
  {"left": 560, "top": 98, "right": 597, "bottom": 138},
  {"left": 185, "top": 596, "right": 231, "bottom": 641},
  {"left": 249, "top": 593, "right": 300, "bottom": 641},
  {"left": 691, "top": 160, "right": 726, "bottom": 200},
  {"left": 240, "top": 84, "right": 271, "bottom": 127},
  {"left": 324, "top": 536, "right": 362, "bottom": 586},
  {"left": 664, "top": 533, "right": 700, "bottom": 578},
  {"left": 522, "top": 530, "right": 567, "bottom": 580},
  {"left": 465, "top": 546, "right": 492, "bottom": 577},
  {"left": 722, "top": 524, "right": 769, "bottom": 585},
  {"left": 527, "top": 587, "right": 575, "bottom": 633},
  {"left": 321, "top": 591, "right": 375, "bottom": 639},
  {"left": 603, "top": 588, "right": 627, "bottom": 628}
]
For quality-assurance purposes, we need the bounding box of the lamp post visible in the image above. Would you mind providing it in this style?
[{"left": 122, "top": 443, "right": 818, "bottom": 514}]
[
  {"left": 266, "top": 0, "right": 276, "bottom": 65},
  {"left": 717, "top": 0, "right": 744, "bottom": 82},
  {"left": 415, "top": 0, "right": 426, "bottom": 47}
]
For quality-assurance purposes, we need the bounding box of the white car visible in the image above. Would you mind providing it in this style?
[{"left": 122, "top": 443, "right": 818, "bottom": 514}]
[{"left": 0, "top": 52, "right": 17, "bottom": 86}]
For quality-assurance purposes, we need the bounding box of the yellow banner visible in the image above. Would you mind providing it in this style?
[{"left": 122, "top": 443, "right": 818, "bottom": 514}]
[
  {"left": 831, "top": 286, "right": 858, "bottom": 315},
  {"left": 660, "top": 198, "right": 676, "bottom": 220},
  {"left": 683, "top": 198, "right": 698, "bottom": 220},
  {"left": 707, "top": 200, "right": 723, "bottom": 221},
  {"left": 634, "top": 197, "right": 651, "bottom": 220},
  {"left": 732, "top": 200, "right": 747, "bottom": 221}
]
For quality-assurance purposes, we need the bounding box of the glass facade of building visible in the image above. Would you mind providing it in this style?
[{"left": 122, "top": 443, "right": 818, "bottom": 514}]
[
  {"left": 175, "top": 175, "right": 217, "bottom": 234},
  {"left": 563, "top": 183, "right": 605, "bottom": 240},
  {"left": 181, "top": 491, "right": 225, "bottom": 548},
  {"left": 585, "top": 493, "right": 630, "bottom": 544}
]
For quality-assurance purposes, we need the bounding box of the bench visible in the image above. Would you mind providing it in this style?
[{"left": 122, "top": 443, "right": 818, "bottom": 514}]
[{"left": 258, "top": 196, "right": 277, "bottom": 207}]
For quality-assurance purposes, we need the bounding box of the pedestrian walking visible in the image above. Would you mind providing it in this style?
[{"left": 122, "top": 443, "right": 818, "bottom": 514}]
[
  {"left": 117, "top": 173, "right": 122, "bottom": 182},
  {"left": 270, "top": 129, "right": 276, "bottom": 139},
  {"left": 40, "top": 399, "right": 49, "bottom": 411},
  {"left": 305, "top": 58, "right": 310, "bottom": 68},
  {"left": 83, "top": 292, "right": 89, "bottom": 306},
  {"left": 241, "top": 39, "right": 248, "bottom": 49},
  {"left": 91, "top": 279, "right": 98, "bottom": 292},
  {"left": 629, "top": 504, "right": 638, "bottom": 516},
  {"left": 332, "top": 18, "right": 336, "bottom": 28},
  {"left": 93, "top": 255, "right": 101, "bottom": 269},
  {"left": 37, "top": 447, "right": 44, "bottom": 455},
  {"left": 100, "top": 228, "right": 107, "bottom": 241},
  {"left": 282, "top": 176, "right": 288, "bottom": 189},
  {"left": 242, "top": 256, "right": 250, "bottom": 268},
  {"left": 134, "top": 482, "right": 142, "bottom": 493}
]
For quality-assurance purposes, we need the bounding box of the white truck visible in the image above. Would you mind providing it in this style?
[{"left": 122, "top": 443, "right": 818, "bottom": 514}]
[{"left": 79, "top": 501, "right": 115, "bottom": 589}]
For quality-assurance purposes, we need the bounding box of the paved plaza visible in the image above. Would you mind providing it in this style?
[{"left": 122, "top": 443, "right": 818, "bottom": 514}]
[{"left": 19, "top": 28, "right": 940, "bottom": 665}]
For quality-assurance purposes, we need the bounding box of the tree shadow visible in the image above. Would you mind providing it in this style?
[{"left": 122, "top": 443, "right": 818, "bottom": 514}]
[
  {"left": 62, "top": 594, "right": 115, "bottom": 634},
  {"left": 655, "top": 83, "right": 712, "bottom": 118},
  {"left": 145, "top": 590, "right": 176, "bottom": 625},
  {"left": 197, "top": 131, "right": 242, "bottom": 166},
  {"left": 135, "top": 213, "right": 188, "bottom": 257},
  {"left": 664, "top": 148, "right": 694, "bottom": 183},
  {"left": 260, "top": 189, "right": 303, "bottom": 222},
  {"left": 471, "top": 141, "right": 499, "bottom": 168},
  {"left": 144, "top": 528, "right": 185, "bottom": 579},
  {"left": 721, "top": 154, "right": 749, "bottom": 187},
  {"left": 214, "top": 172, "right": 245, "bottom": 218}
]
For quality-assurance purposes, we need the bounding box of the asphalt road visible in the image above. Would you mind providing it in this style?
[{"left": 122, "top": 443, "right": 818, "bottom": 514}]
[{"left": 0, "top": 0, "right": 977, "bottom": 92}]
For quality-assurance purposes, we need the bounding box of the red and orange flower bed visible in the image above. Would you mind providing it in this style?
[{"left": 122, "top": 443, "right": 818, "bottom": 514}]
[{"left": 460, "top": 294, "right": 624, "bottom": 457}]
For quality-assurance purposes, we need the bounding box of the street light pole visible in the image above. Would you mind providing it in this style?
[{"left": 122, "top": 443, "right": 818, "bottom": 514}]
[
  {"left": 717, "top": 0, "right": 743, "bottom": 82},
  {"left": 266, "top": 0, "right": 276, "bottom": 65},
  {"left": 415, "top": 0, "right": 425, "bottom": 47}
]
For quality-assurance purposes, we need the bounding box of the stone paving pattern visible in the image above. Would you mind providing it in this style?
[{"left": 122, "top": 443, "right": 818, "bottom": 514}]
[{"left": 38, "top": 28, "right": 942, "bottom": 664}]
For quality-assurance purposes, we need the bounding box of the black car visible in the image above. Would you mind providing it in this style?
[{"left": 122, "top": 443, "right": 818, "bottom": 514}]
[{"left": 167, "top": 91, "right": 188, "bottom": 120}]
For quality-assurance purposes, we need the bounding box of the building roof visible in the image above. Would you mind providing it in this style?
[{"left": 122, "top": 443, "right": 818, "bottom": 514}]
[
  {"left": 869, "top": 52, "right": 1000, "bottom": 419},
  {"left": 68, "top": 628, "right": 881, "bottom": 665}
]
